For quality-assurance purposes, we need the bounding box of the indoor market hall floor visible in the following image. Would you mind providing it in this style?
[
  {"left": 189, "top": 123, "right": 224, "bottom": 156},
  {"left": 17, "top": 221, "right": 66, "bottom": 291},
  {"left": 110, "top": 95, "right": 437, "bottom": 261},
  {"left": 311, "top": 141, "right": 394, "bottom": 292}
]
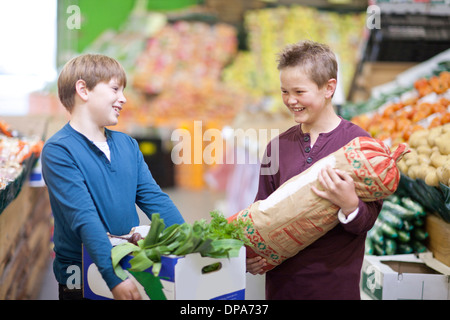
[{"left": 37, "top": 187, "right": 265, "bottom": 300}]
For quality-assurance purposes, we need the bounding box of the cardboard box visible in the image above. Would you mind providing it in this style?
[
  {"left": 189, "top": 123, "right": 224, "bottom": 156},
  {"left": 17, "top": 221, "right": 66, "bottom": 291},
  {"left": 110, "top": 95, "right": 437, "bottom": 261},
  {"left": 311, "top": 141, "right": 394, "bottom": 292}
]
[
  {"left": 361, "top": 252, "right": 450, "bottom": 300},
  {"left": 362, "top": 62, "right": 418, "bottom": 90},
  {"left": 83, "top": 245, "right": 246, "bottom": 300},
  {"left": 426, "top": 214, "right": 450, "bottom": 267}
]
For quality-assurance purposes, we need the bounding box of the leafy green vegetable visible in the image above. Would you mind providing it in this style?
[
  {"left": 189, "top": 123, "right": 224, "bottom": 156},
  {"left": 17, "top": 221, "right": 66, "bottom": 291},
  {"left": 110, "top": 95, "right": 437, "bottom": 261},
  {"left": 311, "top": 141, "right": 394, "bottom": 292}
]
[
  {"left": 111, "top": 242, "right": 140, "bottom": 280},
  {"left": 142, "top": 213, "right": 165, "bottom": 248},
  {"left": 129, "top": 249, "right": 153, "bottom": 272},
  {"left": 207, "top": 211, "right": 252, "bottom": 246},
  {"left": 111, "top": 211, "right": 253, "bottom": 278}
]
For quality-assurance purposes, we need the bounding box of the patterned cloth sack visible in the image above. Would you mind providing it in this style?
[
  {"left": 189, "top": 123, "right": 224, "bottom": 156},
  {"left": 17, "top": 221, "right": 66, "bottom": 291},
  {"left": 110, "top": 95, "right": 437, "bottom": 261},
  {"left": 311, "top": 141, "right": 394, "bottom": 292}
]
[{"left": 228, "top": 137, "right": 409, "bottom": 271}]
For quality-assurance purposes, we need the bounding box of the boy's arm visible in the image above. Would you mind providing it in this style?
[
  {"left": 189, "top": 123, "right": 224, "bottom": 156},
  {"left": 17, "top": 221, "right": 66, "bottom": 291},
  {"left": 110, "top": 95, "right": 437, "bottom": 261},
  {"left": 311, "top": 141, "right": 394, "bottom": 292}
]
[
  {"left": 133, "top": 140, "right": 185, "bottom": 226},
  {"left": 41, "top": 143, "right": 123, "bottom": 290},
  {"left": 312, "top": 166, "right": 382, "bottom": 234},
  {"left": 111, "top": 279, "right": 142, "bottom": 300},
  {"left": 254, "top": 144, "right": 277, "bottom": 202},
  {"left": 339, "top": 199, "right": 382, "bottom": 234}
]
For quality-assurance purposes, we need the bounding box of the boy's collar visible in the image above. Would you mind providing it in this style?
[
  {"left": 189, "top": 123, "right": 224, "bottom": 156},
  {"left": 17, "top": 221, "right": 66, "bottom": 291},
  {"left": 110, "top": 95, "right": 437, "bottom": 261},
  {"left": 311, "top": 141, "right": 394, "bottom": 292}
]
[
  {"left": 65, "top": 122, "right": 112, "bottom": 142},
  {"left": 104, "top": 127, "right": 112, "bottom": 139}
]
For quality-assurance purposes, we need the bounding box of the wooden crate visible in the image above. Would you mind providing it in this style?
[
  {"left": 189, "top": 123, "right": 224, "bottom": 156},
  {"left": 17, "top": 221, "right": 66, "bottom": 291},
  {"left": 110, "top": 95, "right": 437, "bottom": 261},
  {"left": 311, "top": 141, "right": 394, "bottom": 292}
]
[
  {"left": 361, "top": 62, "right": 418, "bottom": 89},
  {"left": 0, "top": 185, "right": 52, "bottom": 299},
  {"left": 426, "top": 213, "right": 450, "bottom": 267},
  {"left": 204, "top": 0, "right": 265, "bottom": 24},
  {"left": 350, "top": 62, "right": 418, "bottom": 101}
]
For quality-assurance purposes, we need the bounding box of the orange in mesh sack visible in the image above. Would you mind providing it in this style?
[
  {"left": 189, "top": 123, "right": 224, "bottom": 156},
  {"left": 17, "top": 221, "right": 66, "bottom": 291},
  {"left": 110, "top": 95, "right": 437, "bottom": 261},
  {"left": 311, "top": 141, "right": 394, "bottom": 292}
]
[{"left": 228, "top": 136, "right": 409, "bottom": 272}]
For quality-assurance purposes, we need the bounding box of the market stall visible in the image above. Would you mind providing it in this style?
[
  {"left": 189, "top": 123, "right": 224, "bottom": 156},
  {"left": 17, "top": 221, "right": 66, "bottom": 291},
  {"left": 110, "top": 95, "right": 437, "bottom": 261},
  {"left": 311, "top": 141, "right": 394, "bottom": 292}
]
[
  {"left": 0, "top": 117, "right": 50, "bottom": 299},
  {"left": 347, "top": 56, "right": 450, "bottom": 274},
  {"left": 1, "top": 0, "right": 449, "bottom": 301}
]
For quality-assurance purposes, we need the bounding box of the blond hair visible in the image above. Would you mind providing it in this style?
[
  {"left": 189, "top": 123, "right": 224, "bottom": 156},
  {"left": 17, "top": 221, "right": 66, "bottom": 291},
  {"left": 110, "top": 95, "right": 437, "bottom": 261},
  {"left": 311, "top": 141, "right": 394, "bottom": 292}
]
[
  {"left": 277, "top": 40, "right": 337, "bottom": 89},
  {"left": 58, "top": 54, "right": 127, "bottom": 112}
]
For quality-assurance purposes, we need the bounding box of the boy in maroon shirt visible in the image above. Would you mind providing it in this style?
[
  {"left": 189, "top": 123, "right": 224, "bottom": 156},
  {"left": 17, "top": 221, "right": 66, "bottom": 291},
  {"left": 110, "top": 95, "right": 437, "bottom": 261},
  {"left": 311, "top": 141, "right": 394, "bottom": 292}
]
[{"left": 247, "top": 40, "right": 382, "bottom": 299}]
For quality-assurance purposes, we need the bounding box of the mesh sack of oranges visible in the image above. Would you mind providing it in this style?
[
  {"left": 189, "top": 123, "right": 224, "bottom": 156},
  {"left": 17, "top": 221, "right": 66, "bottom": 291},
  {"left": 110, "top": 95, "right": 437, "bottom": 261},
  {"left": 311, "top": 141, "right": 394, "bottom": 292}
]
[{"left": 228, "top": 137, "right": 409, "bottom": 272}]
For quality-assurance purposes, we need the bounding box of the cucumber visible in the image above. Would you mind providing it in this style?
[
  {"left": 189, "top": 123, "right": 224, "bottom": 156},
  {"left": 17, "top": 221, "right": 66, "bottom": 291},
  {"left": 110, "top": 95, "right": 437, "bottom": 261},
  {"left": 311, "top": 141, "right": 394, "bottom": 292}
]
[
  {"left": 368, "top": 227, "right": 384, "bottom": 245},
  {"left": 384, "top": 238, "right": 397, "bottom": 255},
  {"left": 373, "top": 242, "right": 385, "bottom": 255},
  {"left": 397, "top": 243, "right": 413, "bottom": 254},
  {"left": 375, "top": 220, "right": 398, "bottom": 239},
  {"left": 411, "top": 240, "right": 427, "bottom": 253},
  {"left": 369, "top": 195, "right": 430, "bottom": 257},
  {"left": 365, "top": 237, "right": 374, "bottom": 255},
  {"left": 379, "top": 209, "right": 403, "bottom": 229},
  {"left": 402, "top": 219, "right": 414, "bottom": 231},
  {"left": 386, "top": 194, "right": 401, "bottom": 204},
  {"left": 397, "top": 230, "right": 411, "bottom": 243},
  {"left": 382, "top": 201, "right": 417, "bottom": 220},
  {"left": 401, "top": 197, "right": 426, "bottom": 217},
  {"left": 413, "top": 217, "right": 424, "bottom": 227},
  {"left": 413, "top": 228, "right": 428, "bottom": 241}
]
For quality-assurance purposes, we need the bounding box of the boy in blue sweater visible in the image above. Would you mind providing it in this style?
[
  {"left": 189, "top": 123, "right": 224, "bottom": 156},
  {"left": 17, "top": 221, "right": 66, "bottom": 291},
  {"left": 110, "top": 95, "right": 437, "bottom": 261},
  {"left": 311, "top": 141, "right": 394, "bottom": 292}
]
[{"left": 42, "top": 54, "right": 185, "bottom": 300}]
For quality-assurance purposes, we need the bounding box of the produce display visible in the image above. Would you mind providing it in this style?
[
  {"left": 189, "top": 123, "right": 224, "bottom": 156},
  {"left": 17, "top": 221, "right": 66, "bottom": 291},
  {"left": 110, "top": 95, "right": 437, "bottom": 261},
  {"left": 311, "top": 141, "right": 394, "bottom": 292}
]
[
  {"left": 0, "top": 120, "right": 43, "bottom": 213},
  {"left": 228, "top": 137, "right": 409, "bottom": 272},
  {"left": 366, "top": 195, "right": 428, "bottom": 256},
  {"left": 133, "top": 21, "right": 237, "bottom": 95},
  {"left": 111, "top": 211, "right": 251, "bottom": 279},
  {"left": 222, "top": 5, "right": 366, "bottom": 110},
  {"left": 346, "top": 63, "right": 450, "bottom": 256},
  {"left": 145, "top": 82, "right": 250, "bottom": 124},
  {"left": 0, "top": 121, "right": 43, "bottom": 175},
  {"left": 351, "top": 71, "right": 450, "bottom": 147},
  {"left": 122, "top": 20, "right": 249, "bottom": 125},
  {"left": 393, "top": 121, "right": 450, "bottom": 221},
  {"left": 397, "top": 123, "right": 450, "bottom": 187}
]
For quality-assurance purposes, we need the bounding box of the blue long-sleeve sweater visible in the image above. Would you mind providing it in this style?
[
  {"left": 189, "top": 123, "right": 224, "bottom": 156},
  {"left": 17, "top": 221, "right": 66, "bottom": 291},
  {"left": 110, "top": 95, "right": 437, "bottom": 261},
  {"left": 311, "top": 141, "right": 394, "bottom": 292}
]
[{"left": 41, "top": 123, "right": 185, "bottom": 290}]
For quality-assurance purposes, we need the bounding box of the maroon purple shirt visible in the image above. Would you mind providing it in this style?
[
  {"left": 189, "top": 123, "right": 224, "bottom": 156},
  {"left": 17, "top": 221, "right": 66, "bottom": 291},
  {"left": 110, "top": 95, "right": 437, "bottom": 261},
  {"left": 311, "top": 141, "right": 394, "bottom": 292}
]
[{"left": 255, "top": 118, "right": 382, "bottom": 300}]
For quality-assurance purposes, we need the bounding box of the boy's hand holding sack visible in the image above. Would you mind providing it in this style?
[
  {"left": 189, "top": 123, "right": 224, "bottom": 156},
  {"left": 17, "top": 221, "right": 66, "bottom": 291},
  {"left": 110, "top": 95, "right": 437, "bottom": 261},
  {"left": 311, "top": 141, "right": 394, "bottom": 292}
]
[{"left": 228, "top": 137, "right": 409, "bottom": 272}]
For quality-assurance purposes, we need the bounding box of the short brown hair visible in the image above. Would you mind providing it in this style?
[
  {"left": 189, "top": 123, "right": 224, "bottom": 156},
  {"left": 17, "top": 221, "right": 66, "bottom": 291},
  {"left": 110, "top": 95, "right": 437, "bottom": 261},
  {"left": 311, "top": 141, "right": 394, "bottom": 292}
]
[
  {"left": 57, "top": 54, "right": 127, "bottom": 112},
  {"left": 276, "top": 40, "right": 337, "bottom": 89}
]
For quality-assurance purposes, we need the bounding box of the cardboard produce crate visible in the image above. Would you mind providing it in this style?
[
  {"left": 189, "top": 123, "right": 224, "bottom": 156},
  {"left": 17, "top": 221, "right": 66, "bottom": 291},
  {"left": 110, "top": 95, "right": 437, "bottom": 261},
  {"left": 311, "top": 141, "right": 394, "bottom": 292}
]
[
  {"left": 83, "top": 245, "right": 246, "bottom": 300},
  {"left": 426, "top": 214, "right": 450, "bottom": 267},
  {"left": 361, "top": 252, "right": 450, "bottom": 300}
]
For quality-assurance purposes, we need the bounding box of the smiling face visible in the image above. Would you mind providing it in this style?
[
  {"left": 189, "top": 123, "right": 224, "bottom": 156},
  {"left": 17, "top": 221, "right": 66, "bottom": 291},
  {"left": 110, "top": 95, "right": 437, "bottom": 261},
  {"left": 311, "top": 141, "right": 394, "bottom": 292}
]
[
  {"left": 86, "top": 78, "right": 126, "bottom": 127},
  {"left": 280, "top": 66, "right": 335, "bottom": 127},
  {"left": 58, "top": 54, "right": 127, "bottom": 113}
]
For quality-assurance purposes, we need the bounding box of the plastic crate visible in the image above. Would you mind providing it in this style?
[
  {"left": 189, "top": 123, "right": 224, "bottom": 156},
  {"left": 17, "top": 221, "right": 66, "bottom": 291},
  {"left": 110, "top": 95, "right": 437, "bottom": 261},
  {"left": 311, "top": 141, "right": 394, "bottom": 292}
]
[{"left": 365, "top": 14, "right": 450, "bottom": 62}]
